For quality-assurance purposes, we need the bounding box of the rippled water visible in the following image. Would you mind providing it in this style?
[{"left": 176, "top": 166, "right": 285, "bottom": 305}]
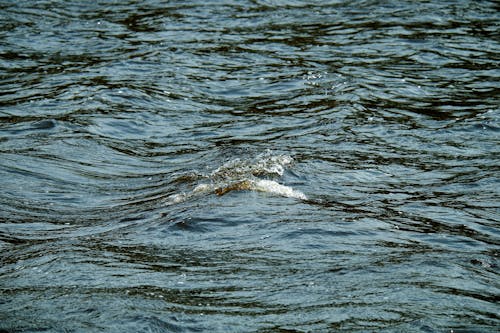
[{"left": 1, "top": 1, "right": 499, "bottom": 332}]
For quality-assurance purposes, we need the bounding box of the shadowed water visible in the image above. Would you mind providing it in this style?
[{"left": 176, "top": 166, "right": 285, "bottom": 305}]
[{"left": 0, "top": 0, "right": 499, "bottom": 332}]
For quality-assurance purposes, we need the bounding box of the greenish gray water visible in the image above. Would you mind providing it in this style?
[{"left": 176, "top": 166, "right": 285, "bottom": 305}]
[{"left": 0, "top": 1, "right": 499, "bottom": 332}]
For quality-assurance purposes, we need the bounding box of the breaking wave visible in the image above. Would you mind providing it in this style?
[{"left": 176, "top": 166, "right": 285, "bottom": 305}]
[{"left": 166, "top": 152, "right": 307, "bottom": 205}]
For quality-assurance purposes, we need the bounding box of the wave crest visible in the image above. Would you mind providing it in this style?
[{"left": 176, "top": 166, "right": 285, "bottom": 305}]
[{"left": 165, "top": 152, "right": 306, "bottom": 204}]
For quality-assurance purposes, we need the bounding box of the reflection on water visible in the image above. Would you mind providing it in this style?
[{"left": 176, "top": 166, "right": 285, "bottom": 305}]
[{"left": 1, "top": 0, "right": 499, "bottom": 332}]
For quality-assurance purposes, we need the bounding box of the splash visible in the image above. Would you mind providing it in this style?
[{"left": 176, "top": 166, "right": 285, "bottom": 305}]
[
  {"left": 249, "top": 179, "right": 307, "bottom": 200},
  {"left": 165, "top": 152, "right": 306, "bottom": 204}
]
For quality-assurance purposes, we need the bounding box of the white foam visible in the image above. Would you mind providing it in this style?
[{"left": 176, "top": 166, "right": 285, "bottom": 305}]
[
  {"left": 193, "top": 183, "right": 211, "bottom": 193},
  {"left": 165, "top": 153, "right": 306, "bottom": 204},
  {"left": 252, "top": 179, "right": 307, "bottom": 200},
  {"left": 165, "top": 193, "right": 187, "bottom": 205}
]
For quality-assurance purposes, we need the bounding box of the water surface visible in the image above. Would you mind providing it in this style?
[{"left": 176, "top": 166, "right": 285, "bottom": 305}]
[{"left": 0, "top": 1, "right": 499, "bottom": 332}]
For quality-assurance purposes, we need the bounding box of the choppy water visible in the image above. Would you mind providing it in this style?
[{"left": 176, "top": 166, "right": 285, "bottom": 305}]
[{"left": 1, "top": 1, "right": 499, "bottom": 332}]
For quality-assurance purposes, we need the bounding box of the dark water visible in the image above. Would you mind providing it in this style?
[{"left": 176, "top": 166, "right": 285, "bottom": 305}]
[{"left": 1, "top": 0, "right": 499, "bottom": 332}]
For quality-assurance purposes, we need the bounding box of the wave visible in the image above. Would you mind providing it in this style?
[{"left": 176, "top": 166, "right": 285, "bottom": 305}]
[{"left": 165, "top": 152, "right": 307, "bottom": 204}]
